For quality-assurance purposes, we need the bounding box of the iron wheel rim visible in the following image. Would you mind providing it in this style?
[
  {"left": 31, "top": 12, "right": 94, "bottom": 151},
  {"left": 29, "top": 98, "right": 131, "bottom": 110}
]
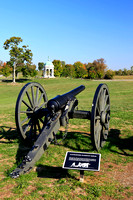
[
  {"left": 15, "top": 82, "right": 48, "bottom": 143},
  {"left": 91, "top": 84, "right": 110, "bottom": 151}
]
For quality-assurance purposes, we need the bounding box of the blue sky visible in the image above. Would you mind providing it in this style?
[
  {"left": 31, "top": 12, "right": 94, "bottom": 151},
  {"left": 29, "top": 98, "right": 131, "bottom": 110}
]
[{"left": 0, "top": 0, "right": 133, "bottom": 70}]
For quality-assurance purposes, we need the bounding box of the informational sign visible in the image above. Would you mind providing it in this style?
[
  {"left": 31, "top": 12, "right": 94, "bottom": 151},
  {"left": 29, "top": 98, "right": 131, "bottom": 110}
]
[{"left": 63, "top": 151, "right": 101, "bottom": 171}]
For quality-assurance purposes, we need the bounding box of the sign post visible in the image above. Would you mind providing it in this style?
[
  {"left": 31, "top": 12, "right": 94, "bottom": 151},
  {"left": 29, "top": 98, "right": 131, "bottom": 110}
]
[
  {"left": 63, "top": 152, "right": 101, "bottom": 182},
  {"left": 80, "top": 170, "right": 84, "bottom": 182}
]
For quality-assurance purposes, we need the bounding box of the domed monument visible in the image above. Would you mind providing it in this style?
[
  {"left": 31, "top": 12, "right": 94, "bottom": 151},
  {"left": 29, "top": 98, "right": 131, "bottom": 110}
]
[{"left": 43, "top": 57, "right": 54, "bottom": 78}]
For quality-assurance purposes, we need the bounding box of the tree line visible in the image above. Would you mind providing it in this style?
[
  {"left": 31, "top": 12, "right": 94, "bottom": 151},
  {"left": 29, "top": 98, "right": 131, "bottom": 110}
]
[
  {"left": 0, "top": 36, "right": 133, "bottom": 82},
  {"left": 38, "top": 58, "right": 112, "bottom": 79},
  {"left": 39, "top": 59, "right": 133, "bottom": 79}
]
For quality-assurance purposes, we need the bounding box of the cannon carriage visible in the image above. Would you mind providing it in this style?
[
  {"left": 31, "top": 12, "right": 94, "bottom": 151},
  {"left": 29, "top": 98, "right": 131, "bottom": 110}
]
[{"left": 11, "top": 82, "right": 110, "bottom": 178}]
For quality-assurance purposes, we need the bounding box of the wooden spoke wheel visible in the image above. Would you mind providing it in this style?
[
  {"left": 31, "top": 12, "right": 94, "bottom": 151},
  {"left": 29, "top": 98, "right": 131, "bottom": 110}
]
[
  {"left": 15, "top": 82, "right": 48, "bottom": 143},
  {"left": 91, "top": 84, "right": 110, "bottom": 151}
]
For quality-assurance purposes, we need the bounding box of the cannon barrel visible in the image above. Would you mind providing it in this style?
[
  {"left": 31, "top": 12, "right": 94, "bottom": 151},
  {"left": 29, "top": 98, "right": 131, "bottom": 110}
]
[{"left": 47, "top": 85, "right": 85, "bottom": 113}]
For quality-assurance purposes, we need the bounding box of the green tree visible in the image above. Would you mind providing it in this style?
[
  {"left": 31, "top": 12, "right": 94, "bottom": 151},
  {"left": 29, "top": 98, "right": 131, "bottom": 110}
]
[
  {"left": 115, "top": 69, "right": 122, "bottom": 75},
  {"left": 122, "top": 68, "right": 129, "bottom": 75},
  {"left": 22, "top": 64, "right": 37, "bottom": 77},
  {"left": 38, "top": 62, "right": 44, "bottom": 71},
  {"left": 87, "top": 58, "right": 107, "bottom": 79},
  {"left": 28, "top": 64, "right": 37, "bottom": 77},
  {"left": 52, "top": 60, "right": 63, "bottom": 77},
  {"left": 93, "top": 58, "right": 107, "bottom": 78},
  {"left": 1, "top": 63, "right": 12, "bottom": 77},
  {"left": 87, "top": 66, "right": 97, "bottom": 79},
  {"left": 73, "top": 61, "right": 87, "bottom": 78},
  {"left": 130, "top": 66, "right": 133, "bottom": 75},
  {"left": 104, "top": 70, "right": 115, "bottom": 79},
  {"left": 61, "top": 61, "right": 65, "bottom": 68},
  {"left": 3, "top": 36, "right": 33, "bottom": 82},
  {"left": 62, "top": 64, "right": 76, "bottom": 78}
]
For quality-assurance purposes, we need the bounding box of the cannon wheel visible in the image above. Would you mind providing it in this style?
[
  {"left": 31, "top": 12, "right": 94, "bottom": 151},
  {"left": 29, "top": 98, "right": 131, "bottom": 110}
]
[
  {"left": 15, "top": 82, "right": 48, "bottom": 143},
  {"left": 91, "top": 84, "right": 110, "bottom": 151}
]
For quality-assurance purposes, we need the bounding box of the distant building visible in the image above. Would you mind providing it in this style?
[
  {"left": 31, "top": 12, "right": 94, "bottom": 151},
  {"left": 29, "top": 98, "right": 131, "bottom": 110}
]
[{"left": 43, "top": 58, "right": 54, "bottom": 78}]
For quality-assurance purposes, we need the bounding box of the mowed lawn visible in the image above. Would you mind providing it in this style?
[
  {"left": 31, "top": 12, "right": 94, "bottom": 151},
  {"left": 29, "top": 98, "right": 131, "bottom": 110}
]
[{"left": 0, "top": 77, "right": 133, "bottom": 200}]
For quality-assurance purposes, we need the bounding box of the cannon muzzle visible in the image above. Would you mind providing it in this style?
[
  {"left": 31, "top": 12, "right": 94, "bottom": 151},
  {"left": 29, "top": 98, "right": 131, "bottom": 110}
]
[{"left": 47, "top": 85, "right": 85, "bottom": 113}]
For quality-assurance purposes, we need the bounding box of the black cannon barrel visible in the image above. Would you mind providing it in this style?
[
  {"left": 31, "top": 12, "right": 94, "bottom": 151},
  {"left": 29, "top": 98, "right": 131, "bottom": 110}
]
[
  {"left": 63, "top": 85, "right": 85, "bottom": 97},
  {"left": 47, "top": 85, "right": 85, "bottom": 113}
]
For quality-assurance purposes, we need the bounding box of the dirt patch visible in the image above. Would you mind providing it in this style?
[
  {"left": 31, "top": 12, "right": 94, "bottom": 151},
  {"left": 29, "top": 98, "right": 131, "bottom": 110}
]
[
  {"left": 59, "top": 126, "right": 90, "bottom": 134},
  {"left": 106, "top": 162, "right": 133, "bottom": 187},
  {"left": 85, "top": 162, "right": 133, "bottom": 197},
  {"left": 7, "top": 82, "right": 22, "bottom": 86},
  {"left": 0, "top": 184, "right": 15, "bottom": 199},
  {"left": 23, "top": 185, "right": 37, "bottom": 196},
  {"left": 71, "top": 187, "right": 87, "bottom": 199}
]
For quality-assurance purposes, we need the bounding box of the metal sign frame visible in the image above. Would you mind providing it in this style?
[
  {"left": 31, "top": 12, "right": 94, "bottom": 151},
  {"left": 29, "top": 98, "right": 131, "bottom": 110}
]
[{"left": 62, "top": 151, "right": 101, "bottom": 171}]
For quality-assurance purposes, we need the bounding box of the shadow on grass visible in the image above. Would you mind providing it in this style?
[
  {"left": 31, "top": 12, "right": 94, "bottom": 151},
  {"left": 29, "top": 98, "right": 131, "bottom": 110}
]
[
  {"left": 60, "top": 131, "right": 93, "bottom": 152},
  {"left": 36, "top": 164, "right": 76, "bottom": 180},
  {"left": 1, "top": 126, "right": 133, "bottom": 179},
  {"left": 0, "top": 126, "right": 31, "bottom": 165},
  {"left": 107, "top": 129, "right": 133, "bottom": 156},
  {"left": 0, "top": 126, "right": 18, "bottom": 142},
  {"left": 2, "top": 78, "right": 31, "bottom": 83}
]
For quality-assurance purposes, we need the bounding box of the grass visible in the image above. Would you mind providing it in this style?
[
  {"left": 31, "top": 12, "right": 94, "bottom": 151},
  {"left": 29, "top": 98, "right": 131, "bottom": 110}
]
[
  {"left": 0, "top": 77, "right": 133, "bottom": 199},
  {"left": 114, "top": 75, "right": 133, "bottom": 79}
]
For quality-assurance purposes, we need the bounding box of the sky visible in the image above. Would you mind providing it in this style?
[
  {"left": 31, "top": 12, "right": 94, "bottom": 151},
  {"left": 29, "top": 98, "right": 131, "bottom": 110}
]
[{"left": 0, "top": 0, "right": 133, "bottom": 70}]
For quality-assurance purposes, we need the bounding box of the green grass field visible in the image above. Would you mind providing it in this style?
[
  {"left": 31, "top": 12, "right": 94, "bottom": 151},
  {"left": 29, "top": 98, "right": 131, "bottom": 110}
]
[{"left": 0, "top": 77, "right": 133, "bottom": 199}]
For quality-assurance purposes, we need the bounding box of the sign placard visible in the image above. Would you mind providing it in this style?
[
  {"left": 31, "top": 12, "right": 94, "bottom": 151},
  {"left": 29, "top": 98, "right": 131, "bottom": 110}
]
[{"left": 63, "top": 151, "right": 101, "bottom": 171}]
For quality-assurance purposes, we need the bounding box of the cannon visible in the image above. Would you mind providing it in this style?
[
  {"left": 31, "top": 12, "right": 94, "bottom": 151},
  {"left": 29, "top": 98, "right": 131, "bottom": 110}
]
[{"left": 10, "top": 82, "right": 110, "bottom": 178}]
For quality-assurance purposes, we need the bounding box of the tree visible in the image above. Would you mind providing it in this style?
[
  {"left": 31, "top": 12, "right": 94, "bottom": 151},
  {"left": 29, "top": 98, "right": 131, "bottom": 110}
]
[
  {"left": 115, "top": 69, "right": 122, "bottom": 75},
  {"left": 22, "top": 64, "right": 37, "bottom": 77},
  {"left": 38, "top": 62, "right": 44, "bottom": 71},
  {"left": 3, "top": 36, "right": 33, "bottom": 82},
  {"left": 104, "top": 70, "right": 115, "bottom": 79},
  {"left": 73, "top": 61, "right": 87, "bottom": 78},
  {"left": 130, "top": 66, "right": 133, "bottom": 75},
  {"left": 62, "top": 64, "right": 76, "bottom": 77},
  {"left": 2, "top": 64, "right": 12, "bottom": 77},
  {"left": 93, "top": 58, "right": 107, "bottom": 79},
  {"left": 0, "top": 62, "right": 12, "bottom": 77},
  {"left": 122, "top": 68, "right": 129, "bottom": 76},
  {"left": 87, "top": 66, "right": 97, "bottom": 79},
  {"left": 52, "top": 60, "right": 63, "bottom": 77},
  {"left": 87, "top": 58, "right": 107, "bottom": 79},
  {"left": 61, "top": 61, "right": 65, "bottom": 68}
]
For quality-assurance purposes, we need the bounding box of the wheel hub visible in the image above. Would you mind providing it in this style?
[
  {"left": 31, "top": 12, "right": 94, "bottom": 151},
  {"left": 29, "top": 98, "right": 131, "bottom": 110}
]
[{"left": 101, "top": 111, "right": 110, "bottom": 124}]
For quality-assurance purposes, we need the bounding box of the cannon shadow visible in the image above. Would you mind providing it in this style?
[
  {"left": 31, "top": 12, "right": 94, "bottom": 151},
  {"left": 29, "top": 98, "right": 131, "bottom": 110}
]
[
  {"left": 0, "top": 126, "right": 132, "bottom": 178},
  {"left": 59, "top": 131, "right": 93, "bottom": 152},
  {"left": 106, "top": 128, "right": 133, "bottom": 156},
  {"left": 0, "top": 126, "right": 18, "bottom": 143},
  {"left": 0, "top": 126, "right": 31, "bottom": 166},
  {"left": 36, "top": 164, "right": 75, "bottom": 179}
]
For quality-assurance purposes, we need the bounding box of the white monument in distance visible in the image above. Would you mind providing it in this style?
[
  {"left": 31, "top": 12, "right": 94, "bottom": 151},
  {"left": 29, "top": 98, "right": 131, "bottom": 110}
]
[{"left": 43, "top": 57, "right": 55, "bottom": 78}]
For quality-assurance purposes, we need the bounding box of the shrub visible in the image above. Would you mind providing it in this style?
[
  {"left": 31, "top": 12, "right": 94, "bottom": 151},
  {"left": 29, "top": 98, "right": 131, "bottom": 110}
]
[
  {"left": 87, "top": 66, "right": 97, "bottom": 79},
  {"left": 73, "top": 62, "right": 88, "bottom": 78},
  {"left": 62, "top": 64, "right": 76, "bottom": 78},
  {"left": 1, "top": 64, "right": 12, "bottom": 77},
  {"left": 104, "top": 70, "right": 115, "bottom": 79}
]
